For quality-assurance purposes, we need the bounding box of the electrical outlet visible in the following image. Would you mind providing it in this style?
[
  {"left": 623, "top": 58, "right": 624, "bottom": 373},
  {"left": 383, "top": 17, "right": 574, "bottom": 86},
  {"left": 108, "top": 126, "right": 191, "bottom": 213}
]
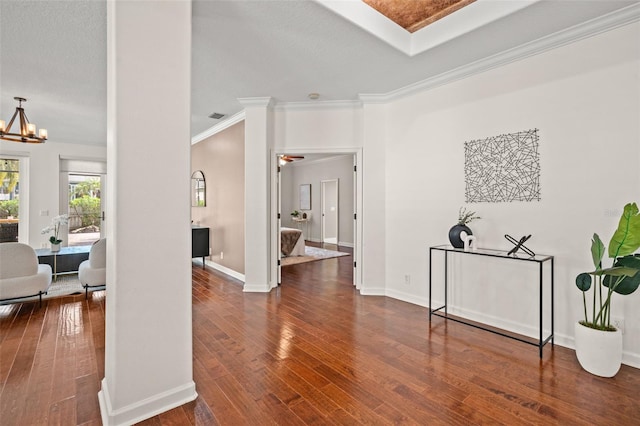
[
  {"left": 404, "top": 274, "right": 411, "bottom": 285},
  {"left": 220, "top": 251, "right": 224, "bottom": 260},
  {"left": 612, "top": 318, "right": 625, "bottom": 334}
]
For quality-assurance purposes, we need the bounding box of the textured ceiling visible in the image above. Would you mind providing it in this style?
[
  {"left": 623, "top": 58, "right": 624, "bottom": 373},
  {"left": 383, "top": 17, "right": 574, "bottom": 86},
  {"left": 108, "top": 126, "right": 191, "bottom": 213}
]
[
  {"left": 1, "top": 0, "right": 107, "bottom": 146},
  {"left": 1, "top": 1, "right": 637, "bottom": 147}
]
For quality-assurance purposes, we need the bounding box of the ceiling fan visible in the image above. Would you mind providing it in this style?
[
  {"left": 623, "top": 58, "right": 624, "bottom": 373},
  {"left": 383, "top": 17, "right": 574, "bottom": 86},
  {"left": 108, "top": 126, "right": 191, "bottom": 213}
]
[{"left": 279, "top": 155, "right": 304, "bottom": 163}]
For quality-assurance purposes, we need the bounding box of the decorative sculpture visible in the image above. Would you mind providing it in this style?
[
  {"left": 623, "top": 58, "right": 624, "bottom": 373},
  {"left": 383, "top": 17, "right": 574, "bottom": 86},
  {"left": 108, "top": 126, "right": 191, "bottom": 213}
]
[{"left": 505, "top": 234, "right": 535, "bottom": 257}]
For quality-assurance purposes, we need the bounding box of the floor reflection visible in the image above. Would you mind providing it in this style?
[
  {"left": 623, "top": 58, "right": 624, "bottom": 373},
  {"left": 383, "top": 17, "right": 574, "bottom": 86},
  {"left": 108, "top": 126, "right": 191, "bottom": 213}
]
[{"left": 59, "top": 302, "right": 83, "bottom": 336}]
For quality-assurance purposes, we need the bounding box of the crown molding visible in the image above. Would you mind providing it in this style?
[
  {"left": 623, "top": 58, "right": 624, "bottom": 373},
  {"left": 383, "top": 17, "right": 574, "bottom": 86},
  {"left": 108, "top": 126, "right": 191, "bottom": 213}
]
[
  {"left": 191, "top": 110, "right": 245, "bottom": 145},
  {"left": 360, "top": 2, "right": 640, "bottom": 104},
  {"left": 273, "top": 100, "right": 362, "bottom": 111},
  {"left": 191, "top": 100, "right": 362, "bottom": 142},
  {"left": 237, "top": 96, "right": 274, "bottom": 107}
]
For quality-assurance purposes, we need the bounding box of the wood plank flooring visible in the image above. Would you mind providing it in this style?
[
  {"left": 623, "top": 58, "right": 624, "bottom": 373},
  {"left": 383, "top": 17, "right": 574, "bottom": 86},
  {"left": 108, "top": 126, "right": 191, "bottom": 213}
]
[{"left": 1, "top": 243, "right": 639, "bottom": 425}]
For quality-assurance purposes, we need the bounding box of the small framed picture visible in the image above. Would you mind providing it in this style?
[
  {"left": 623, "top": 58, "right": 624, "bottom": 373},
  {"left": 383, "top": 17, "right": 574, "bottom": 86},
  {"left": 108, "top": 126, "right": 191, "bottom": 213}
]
[{"left": 300, "top": 184, "right": 311, "bottom": 210}]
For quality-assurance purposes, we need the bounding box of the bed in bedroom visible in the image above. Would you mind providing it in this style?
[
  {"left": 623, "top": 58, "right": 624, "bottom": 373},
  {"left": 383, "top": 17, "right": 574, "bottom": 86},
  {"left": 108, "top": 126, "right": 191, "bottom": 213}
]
[{"left": 281, "top": 227, "right": 305, "bottom": 257}]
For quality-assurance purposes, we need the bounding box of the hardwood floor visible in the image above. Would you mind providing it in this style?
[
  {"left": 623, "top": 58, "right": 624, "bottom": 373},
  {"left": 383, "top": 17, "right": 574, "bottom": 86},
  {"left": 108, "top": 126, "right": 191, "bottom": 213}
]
[
  {"left": 2, "top": 245, "right": 639, "bottom": 425},
  {"left": 0, "top": 292, "right": 105, "bottom": 426}
]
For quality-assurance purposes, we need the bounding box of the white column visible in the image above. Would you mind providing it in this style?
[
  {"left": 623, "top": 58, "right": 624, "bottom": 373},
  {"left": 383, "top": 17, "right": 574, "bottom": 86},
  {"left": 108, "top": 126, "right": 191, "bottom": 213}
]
[
  {"left": 240, "top": 97, "right": 274, "bottom": 292},
  {"left": 360, "top": 102, "right": 387, "bottom": 295},
  {"left": 101, "top": 1, "right": 196, "bottom": 425}
]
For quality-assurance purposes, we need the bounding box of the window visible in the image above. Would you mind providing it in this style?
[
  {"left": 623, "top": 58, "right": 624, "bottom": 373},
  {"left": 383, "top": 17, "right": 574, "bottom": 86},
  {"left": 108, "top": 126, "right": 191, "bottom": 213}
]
[{"left": 0, "top": 159, "right": 20, "bottom": 243}]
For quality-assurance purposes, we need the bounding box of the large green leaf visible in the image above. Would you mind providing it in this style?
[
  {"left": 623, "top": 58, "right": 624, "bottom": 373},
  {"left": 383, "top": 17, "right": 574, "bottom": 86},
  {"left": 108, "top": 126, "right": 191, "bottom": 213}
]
[
  {"left": 604, "top": 255, "right": 640, "bottom": 295},
  {"left": 576, "top": 273, "right": 592, "bottom": 292},
  {"left": 589, "top": 266, "right": 638, "bottom": 277},
  {"left": 608, "top": 202, "right": 640, "bottom": 258},
  {"left": 591, "top": 233, "right": 605, "bottom": 269}
]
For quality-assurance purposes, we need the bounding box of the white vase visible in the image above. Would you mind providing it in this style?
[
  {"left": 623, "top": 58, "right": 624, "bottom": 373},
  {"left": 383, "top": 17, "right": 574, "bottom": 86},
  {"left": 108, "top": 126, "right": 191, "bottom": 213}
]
[
  {"left": 574, "top": 321, "right": 622, "bottom": 377},
  {"left": 51, "top": 243, "right": 61, "bottom": 253}
]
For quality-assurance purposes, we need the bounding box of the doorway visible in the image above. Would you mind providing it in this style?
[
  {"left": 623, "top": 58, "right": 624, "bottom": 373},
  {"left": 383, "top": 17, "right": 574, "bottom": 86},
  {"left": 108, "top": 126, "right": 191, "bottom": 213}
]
[
  {"left": 67, "top": 173, "right": 105, "bottom": 246},
  {"left": 273, "top": 151, "right": 361, "bottom": 289},
  {"left": 321, "top": 179, "right": 338, "bottom": 244},
  {"left": 59, "top": 158, "right": 107, "bottom": 247}
]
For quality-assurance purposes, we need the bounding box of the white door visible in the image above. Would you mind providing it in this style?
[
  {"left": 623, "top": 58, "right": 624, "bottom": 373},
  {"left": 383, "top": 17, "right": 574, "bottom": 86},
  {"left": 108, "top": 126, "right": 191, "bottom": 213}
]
[
  {"left": 321, "top": 179, "right": 338, "bottom": 244},
  {"left": 277, "top": 162, "right": 282, "bottom": 284}
]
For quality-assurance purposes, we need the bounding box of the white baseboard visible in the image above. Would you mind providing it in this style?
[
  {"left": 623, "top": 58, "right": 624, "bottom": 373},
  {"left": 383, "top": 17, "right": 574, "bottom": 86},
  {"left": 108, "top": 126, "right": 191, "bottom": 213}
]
[
  {"left": 414, "top": 298, "right": 640, "bottom": 370},
  {"left": 98, "top": 378, "right": 197, "bottom": 426},
  {"left": 358, "top": 287, "right": 386, "bottom": 296},
  {"left": 201, "top": 259, "right": 245, "bottom": 283},
  {"left": 243, "top": 282, "right": 272, "bottom": 292},
  {"left": 623, "top": 351, "right": 640, "bottom": 369},
  {"left": 385, "top": 288, "right": 429, "bottom": 308},
  {"left": 338, "top": 241, "right": 354, "bottom": 248}
]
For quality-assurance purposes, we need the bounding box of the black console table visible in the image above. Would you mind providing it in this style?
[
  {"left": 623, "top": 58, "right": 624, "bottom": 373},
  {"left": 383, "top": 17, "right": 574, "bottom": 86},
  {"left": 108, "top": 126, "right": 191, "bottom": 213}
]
[
  {"left": 429, "top": 245, "right": 554, "bottom": 358},
  {"left": 36, "top": 245, "right": 91, "bottom": 281},
  {"left": 191, "top": 226, "right": 209, "bottom": 269}
]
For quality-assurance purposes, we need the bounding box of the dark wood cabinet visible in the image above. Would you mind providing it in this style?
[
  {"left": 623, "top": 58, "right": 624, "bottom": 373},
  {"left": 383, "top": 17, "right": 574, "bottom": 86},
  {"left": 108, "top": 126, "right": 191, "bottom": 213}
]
[{"left": 192, "top": 226, "right": 209, "bottom": 268}]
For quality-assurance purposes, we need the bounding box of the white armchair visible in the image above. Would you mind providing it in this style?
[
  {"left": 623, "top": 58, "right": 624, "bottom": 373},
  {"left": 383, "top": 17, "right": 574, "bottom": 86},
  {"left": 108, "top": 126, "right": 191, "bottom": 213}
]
[
  {"left": 78, "top": 238, "right": 106, "bottom": 298},
  {"left": 0, "top": 243, "right": 52, "bottom": 306}
]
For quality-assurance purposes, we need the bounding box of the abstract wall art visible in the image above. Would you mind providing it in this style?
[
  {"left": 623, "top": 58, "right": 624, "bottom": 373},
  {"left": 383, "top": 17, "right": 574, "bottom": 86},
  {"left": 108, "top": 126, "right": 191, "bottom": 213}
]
[{"left": 464, "top": 129, "right": 541, "bottom": 203}]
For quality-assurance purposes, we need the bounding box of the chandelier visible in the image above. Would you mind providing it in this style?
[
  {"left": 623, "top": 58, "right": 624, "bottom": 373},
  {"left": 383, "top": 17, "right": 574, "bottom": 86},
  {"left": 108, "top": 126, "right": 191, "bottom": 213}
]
[{"left": 0, "top": 97, "right": 48, "bottom": 143}]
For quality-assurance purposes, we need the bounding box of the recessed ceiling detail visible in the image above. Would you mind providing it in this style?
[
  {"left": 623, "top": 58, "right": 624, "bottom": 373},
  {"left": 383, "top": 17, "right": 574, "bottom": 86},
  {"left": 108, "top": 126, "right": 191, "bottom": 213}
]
[
  {"left": 362, "top": 0, "right": 476, "bottom": 33},
  {"left": 316, "top": 0, "right": 539, "bottom": 56}
]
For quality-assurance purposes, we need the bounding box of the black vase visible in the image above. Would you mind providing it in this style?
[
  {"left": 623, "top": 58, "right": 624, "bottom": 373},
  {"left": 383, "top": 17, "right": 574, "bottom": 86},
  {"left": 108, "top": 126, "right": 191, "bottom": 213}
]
[{"left": 448, "top": 224, "right": 472, "bottom": 249}]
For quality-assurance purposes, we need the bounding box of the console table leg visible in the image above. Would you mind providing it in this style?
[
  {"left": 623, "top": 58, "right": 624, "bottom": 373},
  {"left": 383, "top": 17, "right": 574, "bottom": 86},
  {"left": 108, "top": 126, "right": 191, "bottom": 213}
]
[
  {"left": 444, "top": 251, "right": 448, "bottom": 316},
  {"left": 428, "top": 248, "right": 432, "bottom": 320},
  {"left": 539, "top": 262, "right": 543, "bottom": 358},
  {"left": 551, "top": 257, "right": 555, "bottom": 346}
]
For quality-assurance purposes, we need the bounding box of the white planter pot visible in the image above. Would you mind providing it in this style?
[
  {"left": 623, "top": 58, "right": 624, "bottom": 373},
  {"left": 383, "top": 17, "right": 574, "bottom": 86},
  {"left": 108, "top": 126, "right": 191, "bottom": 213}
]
[{"left": 574, "top": 321, "right": 622, "bottom": 377}]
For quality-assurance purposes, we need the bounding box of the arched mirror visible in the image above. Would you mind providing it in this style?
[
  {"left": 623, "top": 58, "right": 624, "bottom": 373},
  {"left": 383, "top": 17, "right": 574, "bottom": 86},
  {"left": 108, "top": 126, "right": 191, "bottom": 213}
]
[{"left": 191, "top": 170, "right": 206, "bottom": 207}]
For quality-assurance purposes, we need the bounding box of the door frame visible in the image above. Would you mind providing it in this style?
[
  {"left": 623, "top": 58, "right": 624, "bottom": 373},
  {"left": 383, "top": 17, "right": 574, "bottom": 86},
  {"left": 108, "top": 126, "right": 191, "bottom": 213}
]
[{"left": 270, "top": 148, "right": 362, "bottom": 290}]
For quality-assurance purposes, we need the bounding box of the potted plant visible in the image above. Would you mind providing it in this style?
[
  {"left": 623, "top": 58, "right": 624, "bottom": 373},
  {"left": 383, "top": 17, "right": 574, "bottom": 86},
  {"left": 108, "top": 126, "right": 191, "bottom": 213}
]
[
  {"left": 448, "top": 207, "right": 480, "bottom": 248},
  {"left": 574, "top": 202, "right": 640, "bottom": 377},
  {"left": 291, "top": 210, "right": 300, "bottom": 219},
  {"left": 41, "top": 214, "right": 69, "bottom": 252}
]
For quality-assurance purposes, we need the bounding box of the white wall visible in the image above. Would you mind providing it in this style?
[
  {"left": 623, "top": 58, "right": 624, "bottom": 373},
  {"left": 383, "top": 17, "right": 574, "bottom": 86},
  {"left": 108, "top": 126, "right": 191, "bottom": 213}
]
[
  {"left": 382, "top": 22, "right": 640, "bottom": 366},
  {"left": 0, "top": 140, "right": 106, "bottom": 247},
  {"left": 274, "top": 106, "right": 362, "bottom": 150},
  {"left": 281, "top": 155, "right": 354, "bottom": 246},
  {"left": 191, "top": 122, "right": 245, "bottom": 275}
]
